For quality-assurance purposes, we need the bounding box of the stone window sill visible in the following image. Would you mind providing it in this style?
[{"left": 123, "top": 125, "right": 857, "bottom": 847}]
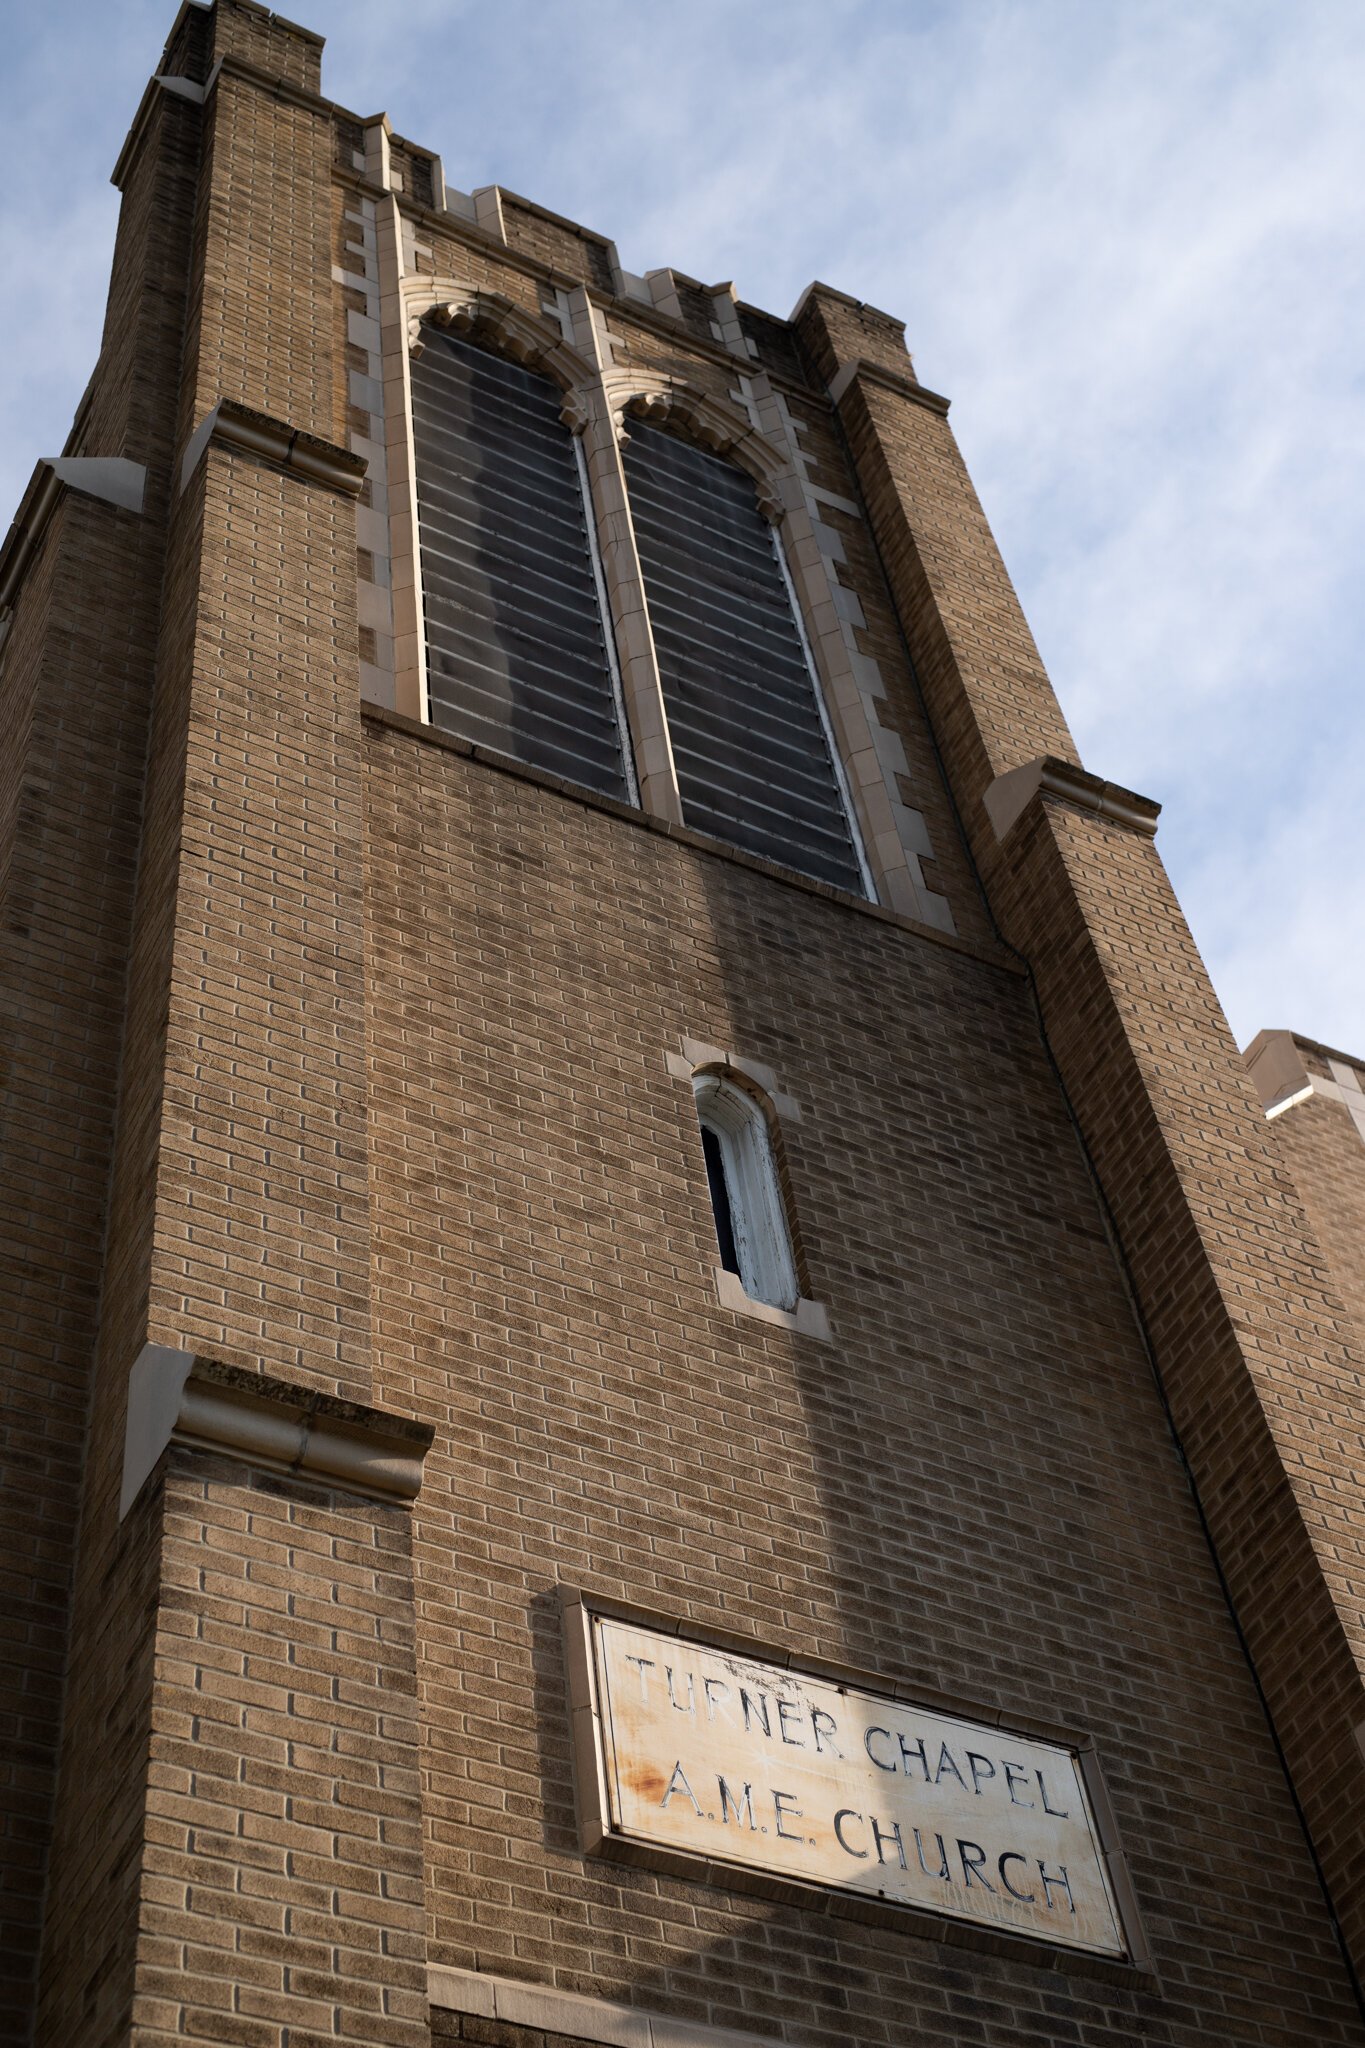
[{"left": 713, "top": 1266, "right": 832, "bottom": 1341}]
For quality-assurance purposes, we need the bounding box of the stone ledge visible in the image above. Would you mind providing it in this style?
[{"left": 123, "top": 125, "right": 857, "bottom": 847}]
[
  {"left": 826, "top": 354, "right": 952, "bottom": 416},
  {"left": 0, "top": 457, "right": 147, "bottom": 617},
  {"left": 179, "top": 396, "right": 368, "bottom": 497},
  {"left": 984, "top": 755, "right": 1161, "bottom": 842},
  {"left": 112, "top": 65, "right": 213, "bottom": 191},
  {"left": 120, "top": 1345, "right": 433, "bottom": 1517},
  {"left": 427, "top": 1966, "right": 784, "bottom": 2048}
]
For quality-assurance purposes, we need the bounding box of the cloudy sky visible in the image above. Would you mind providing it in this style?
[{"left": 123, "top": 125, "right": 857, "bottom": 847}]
[{"left": 3, "top": 0, "right": 1361, "bottom": 1053}]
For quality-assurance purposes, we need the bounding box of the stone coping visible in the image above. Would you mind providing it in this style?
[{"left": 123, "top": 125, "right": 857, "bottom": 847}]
[{"left": 0, "top": 457, "right": 146, "bottom": 615}]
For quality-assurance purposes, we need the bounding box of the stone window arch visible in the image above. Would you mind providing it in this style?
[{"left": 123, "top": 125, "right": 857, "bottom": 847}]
[{"left": 371, "top": 267, "right": 938, "bottom": 920}]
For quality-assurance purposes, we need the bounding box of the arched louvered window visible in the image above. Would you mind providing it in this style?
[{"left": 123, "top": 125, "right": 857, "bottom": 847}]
[
  {"left": 622, "top": 421, "right": 868, "bottom": 895},
  {"left": 693, "top": 1072, "right": 799, "bottom": 1311},
  {"left": 411, "top": 327, "right": 634, "bottom": 801}
]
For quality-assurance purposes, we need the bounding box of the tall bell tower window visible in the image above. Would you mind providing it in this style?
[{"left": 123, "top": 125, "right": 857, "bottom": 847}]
[
  {"left": 622, "top": 420, "right": 868, "bottom": 895},
  {"left": 411, "top": 325, "right": 634, "bottom": 801}
]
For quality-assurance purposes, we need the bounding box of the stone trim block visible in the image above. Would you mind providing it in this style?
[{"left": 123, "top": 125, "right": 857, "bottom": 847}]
[
  {"left": 827, "top": 354, "right": 951, "bottom": 415},
  {"left": 1247, "top": 1030, "right": 1365, "bottom": 1138},
  {"left": 427, "top": 1965, "right": 786, "bottom": 2048},
  {"left": 120, "top": 1344, "right": 434, "bottom": 1515}
]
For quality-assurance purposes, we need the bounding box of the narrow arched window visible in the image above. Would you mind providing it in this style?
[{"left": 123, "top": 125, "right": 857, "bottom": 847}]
[
  {"left": 693, "top": 1073, "right": 799, "bottom": 1311},
  {"left": 411, "top": 325, "right": 634, "bottom": 800},
  {"left": 622, "top": 420, "right": 867, "bottom": 894}
]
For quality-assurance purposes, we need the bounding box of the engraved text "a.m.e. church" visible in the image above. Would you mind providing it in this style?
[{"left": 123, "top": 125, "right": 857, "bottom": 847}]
[{"left": 625, "top": 1653, "right": 1080, "bottom": 1920}]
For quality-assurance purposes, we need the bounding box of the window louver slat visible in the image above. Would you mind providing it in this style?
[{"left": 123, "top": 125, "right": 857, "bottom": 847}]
[
  {"left": 623, "top": 422, "right": 865, "bottom": 895},
  {"left": 412, "top": 330, "right": 630, "bottom": 800}
]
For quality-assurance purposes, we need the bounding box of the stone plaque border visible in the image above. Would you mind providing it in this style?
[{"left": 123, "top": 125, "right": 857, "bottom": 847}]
[{"left": 561, "top": 1589, "right": 1153, "bottom": 1982}]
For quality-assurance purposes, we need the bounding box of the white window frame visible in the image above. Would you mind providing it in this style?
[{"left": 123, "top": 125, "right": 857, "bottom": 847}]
[{"left": 693, "top": 1072, "right": 799, "bottom": 1312}]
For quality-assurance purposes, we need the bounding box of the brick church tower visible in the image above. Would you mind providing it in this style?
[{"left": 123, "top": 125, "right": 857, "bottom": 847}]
[{"left": 4, "top": 3, "right": 1365, "bottom": 2043}]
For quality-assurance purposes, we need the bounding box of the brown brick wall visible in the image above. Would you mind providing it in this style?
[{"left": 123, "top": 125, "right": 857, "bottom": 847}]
[
  {"left": 34, "top": 1464, "right": 164, "bottom": 2048},
  {"left": 0, "top": 515, "right": 57, "bottom": 944},
  {"left": 1, "top": 476, "right": 173, "bottom": 2046},
  {"left": 26, "top": 36, "right": 369, "bottom": 2040},
  {"left": 32, "top": 373, "right": 202, "bottom": 2048},
  {"left": 671, "top": 277, "right": 723, "bottom": 344},
  {"left": 738, "top": 307, "right": 808, "bottom": 388},
  {"left": 824, "top": 339, "right": 1365, "bottom": 1983},
  {"left": 993, "top": 796, "right": 1365, "bottom": 1964},
  {"left": 500, "top": 201, "right": 617, "bottom": 295},
  {"left": 159, "top": 0, "right": 215, "bottom": 86},
  {"left": 595, "top": 307, "right": 745, "bottom": 413},
  {"left": 792, "top": 290, "right": 915, "bottom": 385},
  {"left": 9, "top": 7, "right": 1365, "bottom": 2043},
  {"left": 825, "top": 369, "right": 1079, "bottom": 811},
  {"left": 209, "top": 0, "right": 324, "bottom": 95},
  {"left": 407, "top": 220, "right": 556, "bottom": 309},
  {"left": 431, "top": 2019, "right": 613, "bottom": 2048},
  {"left": 95, "top": 93, "right": 203, "bottom": 476},
  {"left": 0, "top": 513, "right": 86, "bottom": 2045},
  {"left": 142, "top": 442, "right": 373, "bottom": 1397},
  {"left": 1266, "top": 1069, "right": 1365, "bottom": 1353},
  {"left": 183, "top": 74, "right": 335, "bottom": 449},
  {"left": 32, "top": 440, "right": 392, "bottom": 2048},
  {"left": 362, "top": 718, "right": 1361, "bottom": 2044},
  {"left": 0, "top": 74, "right": 201, "bottom": 2045},
  {"left": 128, "top": 1455, "right": 427, "bottom": 2048},
  {"left": 33, "top": 423, "right": 380, "bottom": 2044},
  {"left": 94, "top": 453, "right": 208, "bottom": 1422}
]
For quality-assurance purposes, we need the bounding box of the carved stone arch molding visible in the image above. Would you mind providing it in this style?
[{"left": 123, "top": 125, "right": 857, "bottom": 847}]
[
  {"left": 402, "top": 277, "right": 598, "bottom": 431},
  {"left": 605, "top": 370, "right": 792, "bottom": 524}
]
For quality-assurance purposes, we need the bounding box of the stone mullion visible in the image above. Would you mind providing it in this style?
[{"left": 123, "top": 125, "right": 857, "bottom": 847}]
[
  {"left": 375, "top": 192, "right": 427, "bottom": 721},
  {"left": 565, "top": 287, "right": 683, "bottom": 825}
]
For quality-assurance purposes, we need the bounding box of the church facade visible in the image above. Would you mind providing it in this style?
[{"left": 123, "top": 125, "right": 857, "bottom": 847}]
[{"left": 2, "top": 3, "right": 1364, "bottom": 2043}]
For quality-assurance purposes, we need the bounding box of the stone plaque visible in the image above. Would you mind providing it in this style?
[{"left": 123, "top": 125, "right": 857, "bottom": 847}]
[{"left": 568, "top": 1607, "right": 1133, "bottom": 1961}]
